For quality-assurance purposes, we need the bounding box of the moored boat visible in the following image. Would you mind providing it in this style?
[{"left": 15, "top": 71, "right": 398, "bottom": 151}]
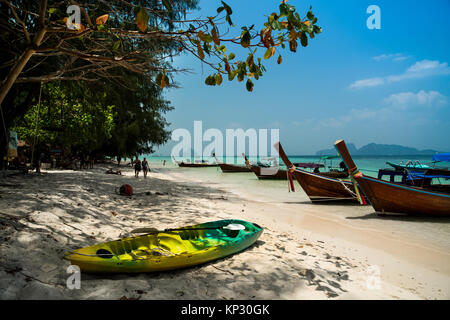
[
  {"left": 243, "top": 154, "right": 287, "bottom": 180},
  {"left": 335, "top": 140, "right": 450, "bottom": 216},
  {"left": 213, "top": 154, "right": 252, "bottom": 173},
  {"left": 274, "top": 142, "right": 361, "bottom": 202},
  {"left": 172, "top": 156, "right": 218, "bottom": 167}
]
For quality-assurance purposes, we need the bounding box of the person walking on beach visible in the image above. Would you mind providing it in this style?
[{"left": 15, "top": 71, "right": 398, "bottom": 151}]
[
  {"left": 134, "top": 159, "right": 142, "bottom": 178},
  {"left": 142, "top": 158, "right": 149, "bottom": 178}
]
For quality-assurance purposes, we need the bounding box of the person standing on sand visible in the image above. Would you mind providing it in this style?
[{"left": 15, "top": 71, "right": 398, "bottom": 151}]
[
  {"left": 134, "top": 159, "right": 142, "bottom": 178},
  {"left": 142, "top": 158, "right": 149, "bottom": 178}
]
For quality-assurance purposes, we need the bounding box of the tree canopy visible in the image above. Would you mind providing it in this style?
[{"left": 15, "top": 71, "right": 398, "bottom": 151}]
[{"left": 0, "top": 0, "right": 321, "bottom": 162}]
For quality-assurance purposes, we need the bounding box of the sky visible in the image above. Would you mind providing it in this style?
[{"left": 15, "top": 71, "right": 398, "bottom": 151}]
[{"left": 154, "top": 0, "right": 450, "bottom": 156}]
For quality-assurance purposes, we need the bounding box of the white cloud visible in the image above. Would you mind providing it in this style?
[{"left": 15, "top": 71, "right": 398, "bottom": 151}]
[
  {"left": 319, "top": 108, "right": 377, "bottom": 128},
  {"left": 373, "top": 53, "right": 410, "bottom": 62},
  {"left": 315, "top": 91, "right": 447, "bottom": 129},
  {"left": 349, "top": 77, "right": 384, "bottom": 89},
  {"left": 349, "top": 59, "right": 450, "bottom": 89},
  {"left": 383, "top": 90, "right": 447, "bottom": 110}
]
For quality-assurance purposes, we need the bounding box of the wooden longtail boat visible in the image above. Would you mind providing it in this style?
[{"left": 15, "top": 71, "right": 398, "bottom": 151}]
[
  {"left": 274, "top": 142, "right": 360, "bottom": 202},
  {"left": 172, "top": 156, "right": 218, "bottom": 168},
  {"left": 335, "top": 140, "right": 450, "bottom": 216},
  {"left": 243, "top": 154, "right": 287, "bottom": 180},
  {"left": 386, "top": 161, "right": 430, "bottom": 172},
  {"left": 213, "top": 154, "right": 252, "bottom": 173}
]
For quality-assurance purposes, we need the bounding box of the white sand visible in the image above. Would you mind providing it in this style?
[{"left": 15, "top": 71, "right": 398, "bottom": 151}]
[{"left": 0, "top": 164, "right": 448, "bottom": 299}]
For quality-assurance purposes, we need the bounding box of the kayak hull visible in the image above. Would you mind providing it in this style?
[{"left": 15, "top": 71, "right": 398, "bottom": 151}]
[{"left": 64, "top": 219, "right": 263, "bottom": 273}]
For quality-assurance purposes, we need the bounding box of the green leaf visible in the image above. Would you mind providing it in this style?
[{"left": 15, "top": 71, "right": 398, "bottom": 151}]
[
  {"left": 272, "top": 20, "right": 282, "bottom": 31},
  {"left": 300, "top": 32, "right": 308, "bottom": 47},
  {"left": 156, "top": 73, "right": 163, "bottom": 86},
  {"left": 228, "top": 53, "right": 236, "bottom": 60},
  {"left": 241, "top": 29, "right": 251, "bottom": 48},
  {"left": 246, "top": 79, "right": 254, "bottom": 92},
  {"left": 137, "top": 7, "right": 149, "bottom": 32},
  {"left": 162, "top": 0, "right": 173, "bottom": 12},
  {"left": 313, "top": 25, "right": 322, "bottom": 34},
  {"left": 48, "top": 8, "right": 57, "bottom": 16},
  {"left": 113, "top": 39, "right": 121, "bottom": 50},
  {"left": 205, "top": 75, "right": 216, "bottom": 86},
  {"left": 279, "top": 4, "right": 288, "bottom": 16},
  {"left": 264, "top": 47, "right": 273, "bottom": 59},
  {"left": 228, "top": 71, "right": 236, "bottom": 81},
  {"left": 216, "top": 73, "right": 223, "bottom": 85},
  {"left": 211, "top": 27, "right": 220, "bottom": 46},
  {"left": 203, "top": 42, "right": 210, "bottom": 55}
]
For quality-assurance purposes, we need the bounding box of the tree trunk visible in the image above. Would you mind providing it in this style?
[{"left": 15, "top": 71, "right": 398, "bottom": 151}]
[
  {"left": 0, "top": 0, "right": 47, "bottom": 106},
  {"left": 0, "top": 48, "right": 36, "bottom": 106}
]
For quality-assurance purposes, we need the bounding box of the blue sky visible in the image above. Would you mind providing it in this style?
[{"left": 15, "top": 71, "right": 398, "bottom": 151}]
[{"left": 155, "top": 0, "right": 450, "bottom": 155}]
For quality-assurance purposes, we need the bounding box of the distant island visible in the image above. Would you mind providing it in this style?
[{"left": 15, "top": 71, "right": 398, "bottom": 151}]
[{"left": 316, "top": 143, "right": 442, "bottom": 156}]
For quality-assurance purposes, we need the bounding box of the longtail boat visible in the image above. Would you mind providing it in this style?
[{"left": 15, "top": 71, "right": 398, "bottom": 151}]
[
  {"left": 386, "top": 161, "right": 430, "bottom": 172},
  {"left": 243, "top": 154, "right": 287, "bottom": 180},
  {"left": 172, "top": 156, "right": 218, "bottom": 168},
  {"left": 274, "top": 142, "right": 360, "bottom": 202},
  {"left": 335, "top": 140, "right": 450, "bottom": 216},
  {"left": 213, "top": 154, "right": 252, "bottom": 173}
]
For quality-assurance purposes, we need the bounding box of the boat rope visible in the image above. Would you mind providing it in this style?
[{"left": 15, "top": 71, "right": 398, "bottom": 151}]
[
  {"left": 349, "top": 170, "right": 367, "bottom": 205},
  {"left": 336, "top": 179, "right": 357, "bottom": 198},
  {"left": 287, "top": 165, "right": 296, "bottom": 192}
]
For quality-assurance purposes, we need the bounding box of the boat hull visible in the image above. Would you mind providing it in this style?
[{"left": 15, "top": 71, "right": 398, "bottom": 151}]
[
  {"left": 292, "top": 168, "right": 358, "bottom": 202},
  {"left": 250, "top": 166, "right": 287, "bottom": 180},
  {"left": 218, "top": 163, "right": 252, "bottom": 173},
  {"left": 177, "top": 163, "right": 218, "bottom": 168},
  {"left": 356, "top": 176, "right": 450, "bottom": 216},
  {"left": 64, "top": 219, "right": 263, "bottom": 273}
]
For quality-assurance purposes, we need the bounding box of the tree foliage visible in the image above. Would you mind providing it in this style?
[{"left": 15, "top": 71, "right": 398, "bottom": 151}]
[{"left": 0, "top": 0, "right": 322, "bottom": 161}]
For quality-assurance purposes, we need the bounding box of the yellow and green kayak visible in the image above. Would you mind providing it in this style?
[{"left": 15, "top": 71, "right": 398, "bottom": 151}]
[{"left": 64, "top": 219, "right": 263, "bottom": 273}]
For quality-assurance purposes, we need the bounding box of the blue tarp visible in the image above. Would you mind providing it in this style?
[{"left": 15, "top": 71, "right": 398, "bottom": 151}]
[{"left": 432, "top": 153, "right": 450, "bottom": 162}]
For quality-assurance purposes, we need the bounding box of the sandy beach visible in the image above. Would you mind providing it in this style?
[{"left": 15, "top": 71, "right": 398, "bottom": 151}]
[{"left": 0, "top": 162, "right": 449, "bottom": 300}]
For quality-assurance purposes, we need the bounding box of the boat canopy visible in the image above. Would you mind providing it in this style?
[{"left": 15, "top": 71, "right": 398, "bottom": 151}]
[
  {"left": 409, "top": 168, "right": 450, "bottom": 180},
  {"left": 293, "top": 162, "right": 325, "bottom": 169},
  {"left": 432, "top": 153, "right": 450, "bottom": 163}
]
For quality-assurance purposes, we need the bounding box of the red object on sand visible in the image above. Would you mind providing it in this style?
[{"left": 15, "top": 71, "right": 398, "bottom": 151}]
[{"left": 120, "top": 184, "right": 133, "bottom": 196}]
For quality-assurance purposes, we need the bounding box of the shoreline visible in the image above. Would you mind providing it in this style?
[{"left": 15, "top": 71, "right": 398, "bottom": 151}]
[{"left": 0, "top": 164, "right": 448, "bottom": 299}]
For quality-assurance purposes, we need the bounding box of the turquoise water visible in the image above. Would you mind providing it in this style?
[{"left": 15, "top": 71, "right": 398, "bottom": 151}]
[{"left": 143, "top": 154, "right": 445, "bottom": 178}]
